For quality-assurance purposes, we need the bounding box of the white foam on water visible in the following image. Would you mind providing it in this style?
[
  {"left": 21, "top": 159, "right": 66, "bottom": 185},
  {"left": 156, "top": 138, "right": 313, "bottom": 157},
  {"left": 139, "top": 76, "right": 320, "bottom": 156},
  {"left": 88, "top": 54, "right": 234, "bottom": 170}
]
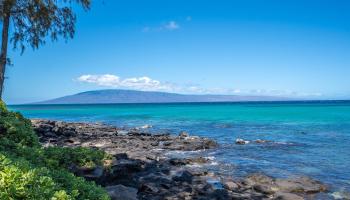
[
  {"left": 205, "top": 156, "right": 216, "bottom": 160},
  {"left": 187, "top": 163, "right": 203, "bottom": 168},
  {"left": 331, "top": 191, "right": 350, "bottom": 199},
  {"left": 209, "top": 161, "right": 219, "bottom": 166},
  {"left": 273, "top": 141, "right": 294, "bottom": 145}
]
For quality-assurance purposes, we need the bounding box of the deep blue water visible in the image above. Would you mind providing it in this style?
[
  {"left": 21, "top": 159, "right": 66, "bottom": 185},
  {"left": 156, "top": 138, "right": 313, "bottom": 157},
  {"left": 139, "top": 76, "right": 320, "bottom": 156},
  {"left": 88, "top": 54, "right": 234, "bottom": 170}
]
[{"left": 9, "top": 101, "right": 350, "bottom": 196}]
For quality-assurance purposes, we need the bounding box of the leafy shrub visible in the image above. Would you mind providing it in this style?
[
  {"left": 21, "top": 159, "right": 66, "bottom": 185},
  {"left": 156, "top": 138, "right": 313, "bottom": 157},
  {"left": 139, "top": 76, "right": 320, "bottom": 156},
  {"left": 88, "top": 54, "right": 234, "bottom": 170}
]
[
  {"left": 4, "top": 144, "right": 110, "bottom": 170},
  {"left": 43, "top": 146, "right": 110, "bottom": 169},
  {"left": 0, "top": 102, "right": 39, "bottom": 147},
  {"left": 0, "top": 101, "right": 111, "bottom": 200},
  {"left": 0, "top": 153, "right": 110, "bottom": 200},
  {"left": 0, "top": 153, "right": 67, "bottom": 200}
]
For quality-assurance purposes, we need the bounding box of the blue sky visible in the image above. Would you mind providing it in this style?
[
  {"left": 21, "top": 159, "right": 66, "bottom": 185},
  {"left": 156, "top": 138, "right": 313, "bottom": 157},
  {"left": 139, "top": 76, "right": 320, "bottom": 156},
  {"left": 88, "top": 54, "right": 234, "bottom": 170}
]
[{"left": 3, "top": 0, "right": 350, "bottom": 104}]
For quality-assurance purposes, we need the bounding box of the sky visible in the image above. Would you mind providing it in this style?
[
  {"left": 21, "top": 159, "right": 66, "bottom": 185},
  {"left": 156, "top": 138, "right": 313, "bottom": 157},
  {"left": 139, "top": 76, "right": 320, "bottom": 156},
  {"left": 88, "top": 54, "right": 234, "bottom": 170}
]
[{"left": 2, "top": 0, "right": 350, "bottom": 104}]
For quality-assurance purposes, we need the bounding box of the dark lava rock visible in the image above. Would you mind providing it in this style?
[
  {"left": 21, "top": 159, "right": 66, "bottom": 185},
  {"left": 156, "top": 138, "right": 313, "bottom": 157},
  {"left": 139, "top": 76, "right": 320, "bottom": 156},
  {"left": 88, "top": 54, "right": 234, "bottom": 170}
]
[
  {"left": 139, "top": 183, "right": 159, "bottom": 194},
  {"left": 274, "top": 177, "right": 327, "bottom": 194},
  {"left": 30, "top": 119, "right": 327, "bottom": 200},
  {"left": 172, "top": 170, "right": 193, "bottom": 183},
  {"left": 274, "top": 192, "right": 304, "bottom": 200},
  {"left": 179, "top": 131, "right": 189, "bottom": 138},
  {"left": 169, "top": 157, "right": 208, "bottom": 166},
  {"left": 253, "top": 184, "right": 274, "bottom": 195},
  {"left": 106, "top": 184, "right": 138, "bottom": 200},
  {"left": 223, "top": 180, "right": 240, "bottom": 191},
  {"left": 114, "top": 153, "right": 128, "bottom": 160},
  {"left": 111, "top": 159, "right": 143, "bottom": 175},
  {"left": 83, "top": 166, "right": 104, "bottom": 182}
]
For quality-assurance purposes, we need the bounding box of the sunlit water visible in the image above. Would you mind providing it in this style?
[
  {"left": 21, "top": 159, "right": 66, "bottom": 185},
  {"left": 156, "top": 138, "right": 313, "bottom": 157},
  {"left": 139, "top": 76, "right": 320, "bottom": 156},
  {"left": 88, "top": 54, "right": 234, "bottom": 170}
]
[{"left": 9, "top": 101, "right": 350, "bottom": 195}]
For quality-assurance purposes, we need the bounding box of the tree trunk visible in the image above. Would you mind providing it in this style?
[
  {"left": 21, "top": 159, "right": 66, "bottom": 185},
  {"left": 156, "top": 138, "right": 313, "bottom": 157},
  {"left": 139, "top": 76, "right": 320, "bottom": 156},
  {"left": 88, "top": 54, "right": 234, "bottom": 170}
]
[{"left": 0, "top": 8, "right": 10, "bottom": 100}]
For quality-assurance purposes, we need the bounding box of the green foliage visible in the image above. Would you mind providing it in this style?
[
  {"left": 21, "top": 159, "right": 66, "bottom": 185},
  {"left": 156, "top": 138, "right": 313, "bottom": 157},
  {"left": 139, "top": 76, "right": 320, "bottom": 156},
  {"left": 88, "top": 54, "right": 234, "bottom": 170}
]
[
  {"left": 0, "top": 153, "right": 61, "bottom": 200},
  {"left": 1, "top": 0, "right": 91, "bottom": 53},
  {"left": 0, "top": 103, "right": 111, "bottom": 200},
  {"left": 43, "top": 146, "right": 110, "bottom": 169},
  {"left": 0, "top": 101, "right": 6, "bottom": 112},
  {"left": 3, "top": 144, "right": 110, "bottom": 170},
  {"left": 0, "top": 153, "right": 109, "bottom": 200},
  {"left": 0, "top": 109, "right": 39, "bottom": 147}
]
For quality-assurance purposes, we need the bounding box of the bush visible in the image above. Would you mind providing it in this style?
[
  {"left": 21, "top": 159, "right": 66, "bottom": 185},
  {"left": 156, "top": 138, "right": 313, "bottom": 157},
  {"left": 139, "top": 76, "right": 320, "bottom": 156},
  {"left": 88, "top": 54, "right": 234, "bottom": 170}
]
[
  {"left": 0, "top": 106, "right": 39, "bottom": 147},
  {"left": 0, "top": 153, "right": 69, "bottom": 200},
  {"left": 0, "top": 101, "right": 110, "bottom": 200},
  {"left": 4, "top": 145, "right": 110, "bottom": 171},
  {"left": 0, "top": 153, "right": 110, "bottom": 200}
]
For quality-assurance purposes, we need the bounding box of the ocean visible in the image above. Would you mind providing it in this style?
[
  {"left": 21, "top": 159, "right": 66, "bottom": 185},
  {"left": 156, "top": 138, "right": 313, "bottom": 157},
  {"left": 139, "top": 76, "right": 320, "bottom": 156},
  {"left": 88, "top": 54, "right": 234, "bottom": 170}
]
[{"left": 9, "top": 101, "right": 350, "bottom": 195}]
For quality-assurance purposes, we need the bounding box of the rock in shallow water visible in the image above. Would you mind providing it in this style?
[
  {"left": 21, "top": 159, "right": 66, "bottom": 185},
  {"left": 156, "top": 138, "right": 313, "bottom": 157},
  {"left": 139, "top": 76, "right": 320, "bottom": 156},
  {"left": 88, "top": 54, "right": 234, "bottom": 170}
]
[
  {"left": 242, "top": 174, "right": 327, "bottom": 200},
  {"left": 235, "top": 138, "right": 250, "bottom": 145},
  {"left": 169, "top": 157, "right": 209, "bottom": 166},
  {"left": 274, "top": 177, "right": 327, "bottom": 194},
  {"left": 274, "top": 192, "right": 304, "bottom": 200},
  {"left": 255, "top": 139, "right": 269, "bottom": 143},
  {"left": 223, "top": 180, "right": 240, "bottom": 191}
]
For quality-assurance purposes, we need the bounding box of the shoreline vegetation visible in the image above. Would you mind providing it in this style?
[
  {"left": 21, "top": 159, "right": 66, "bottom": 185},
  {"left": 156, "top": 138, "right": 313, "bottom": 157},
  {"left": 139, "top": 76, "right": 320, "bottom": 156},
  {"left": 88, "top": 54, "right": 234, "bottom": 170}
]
[
  {"left": 1, "top": 101, "right": 328, "bottom": 199},
  {"left": 0, "top": 102, "right": 110, "bottom": 199}
]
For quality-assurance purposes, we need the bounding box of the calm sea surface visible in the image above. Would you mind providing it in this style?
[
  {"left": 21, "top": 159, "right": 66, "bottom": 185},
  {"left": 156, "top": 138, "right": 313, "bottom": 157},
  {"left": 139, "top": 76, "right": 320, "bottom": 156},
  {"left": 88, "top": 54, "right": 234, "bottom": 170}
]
[{"left": 9, "top": 101, "right": 350, "bottom": 194}]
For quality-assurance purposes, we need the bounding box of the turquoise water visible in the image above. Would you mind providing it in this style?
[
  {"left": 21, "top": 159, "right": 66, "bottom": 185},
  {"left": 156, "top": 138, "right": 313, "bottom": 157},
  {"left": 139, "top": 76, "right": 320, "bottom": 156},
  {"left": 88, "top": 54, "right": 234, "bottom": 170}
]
[{"left": 9, "top": 101, "right": 350, "bottom": 194}]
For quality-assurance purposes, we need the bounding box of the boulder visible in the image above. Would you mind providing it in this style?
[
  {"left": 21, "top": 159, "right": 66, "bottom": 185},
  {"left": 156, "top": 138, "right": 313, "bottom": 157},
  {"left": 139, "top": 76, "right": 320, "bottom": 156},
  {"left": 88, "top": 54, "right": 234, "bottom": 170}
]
[
  {"left": 43, "top": 131, "right": 58, "bottom": 138},
  {"left": 223, "top": 181, "right": 239, "bottom": 191},
  {"left": 243, "top": 174, "right": 327, "bottom": 196},
  {"left": 173, "top": 170, "right": 193, "bottom": 183},
  {"left": 274, "top": 192, "right": 304, "bottom": 200},
  {"left": 105, "top": 185, "right": 138, "bottom": 200},
  {"left": 179, "top": 131, "right": 189, "bottom": 138},
  {"left": 210, "top": 189, "right": 230, "bottom": 200},
  {"left": 114, "top": 153, "right": 128, "bottom": 160},
  {"left": 62, "top": 129, "right": 76, "bottom": 137},
  {"left": 139, "top": 183, "right": 159, "bottom": 194},
  {"left": 274, "top": 177, "right": 327, "bottom": 194},
  {"left": 244, "top": 174, "right": 274, "bottom": 186},
  {"left": 111, "top": 159, "right": 143, "bottom": 176},
  {"left": 253, "top": 184, "right": 274, "bottom": 195}
]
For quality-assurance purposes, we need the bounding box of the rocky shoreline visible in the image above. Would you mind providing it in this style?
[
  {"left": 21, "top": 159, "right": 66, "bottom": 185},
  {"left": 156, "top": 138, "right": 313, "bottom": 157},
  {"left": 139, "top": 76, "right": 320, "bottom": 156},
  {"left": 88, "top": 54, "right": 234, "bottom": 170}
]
[{"left": 31, "top": 119, "right": 328, "bottom": 200}]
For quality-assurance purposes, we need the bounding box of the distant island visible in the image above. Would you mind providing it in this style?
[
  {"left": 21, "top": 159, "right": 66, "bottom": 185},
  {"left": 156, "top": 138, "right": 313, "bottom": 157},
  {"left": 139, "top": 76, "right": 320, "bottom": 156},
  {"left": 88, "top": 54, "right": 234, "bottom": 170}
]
[{"left": 36, "top": 89, "right": 291, "bottom": 104}]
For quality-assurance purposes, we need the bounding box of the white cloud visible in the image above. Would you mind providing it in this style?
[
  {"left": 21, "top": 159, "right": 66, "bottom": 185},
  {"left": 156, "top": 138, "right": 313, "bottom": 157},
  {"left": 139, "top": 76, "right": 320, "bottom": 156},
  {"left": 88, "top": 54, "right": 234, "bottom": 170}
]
[
  {"left": 164, "top": 21, "right": 180, "bottom": 30},
  {"left": 143, "top": 21, "right": 180, "bottom": 32},
  {"left": 77, "top": 74, "right": 173, "bottom": 91},
  {"left": 77, "top": 74, "right": 120, "bottom": 87},
  {"left": 76, "top": 74, "right": 323, "bottom": 98}
]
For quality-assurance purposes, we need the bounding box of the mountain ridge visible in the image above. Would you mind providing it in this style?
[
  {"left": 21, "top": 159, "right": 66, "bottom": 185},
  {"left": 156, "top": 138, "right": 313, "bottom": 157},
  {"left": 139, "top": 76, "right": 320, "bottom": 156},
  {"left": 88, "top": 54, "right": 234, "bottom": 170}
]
[{"left": 36, "top": 89, "right": 292, "bottom": 104}]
